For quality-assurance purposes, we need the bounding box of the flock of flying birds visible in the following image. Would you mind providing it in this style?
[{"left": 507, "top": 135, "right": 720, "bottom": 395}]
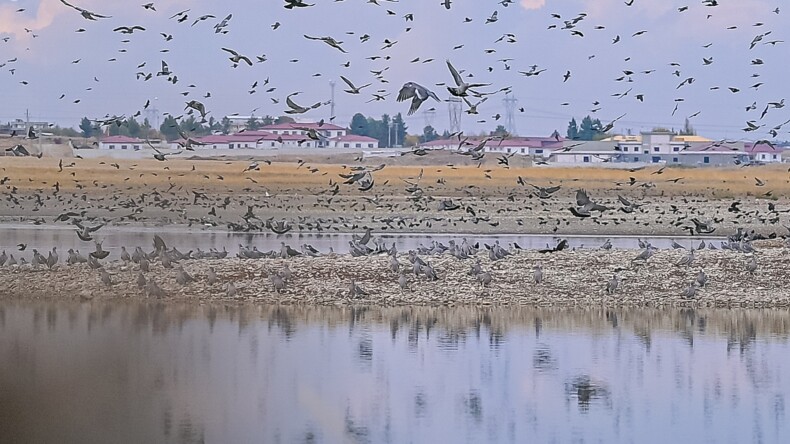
[
  {"left": 0, "top": 0, "right": 787, "bottom": 149},
  {"left": 0, "top": 1, "right": 789, "bottom": 299}
]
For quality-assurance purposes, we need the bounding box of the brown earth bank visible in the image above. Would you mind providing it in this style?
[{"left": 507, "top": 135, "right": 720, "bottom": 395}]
[
  {"left": 2, "top": 241, "right": 789, "bottom": 308},
  {"left": 1, "top": 156, "right": 789, "bottom": 236}
]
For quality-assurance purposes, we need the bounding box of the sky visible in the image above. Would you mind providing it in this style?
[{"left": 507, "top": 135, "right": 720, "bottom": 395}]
[{"left": 0, "top": 0, "right": 787, "bottom": 140}]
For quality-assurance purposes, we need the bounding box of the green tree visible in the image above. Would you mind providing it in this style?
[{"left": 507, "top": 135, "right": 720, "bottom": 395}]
[
  {"left": 274, "top": 115, "right": 295, "bottom": 124},
  {"left": 490, "top": 125, "right": 508, "bottom": 137},
  {"left": 577, "top": 115, "right": 603, "bottom": 140},
  {"left": 126, "top": 117, "right": 142, "bottom": 138},
  {"left": 245, "top": 116, "right": 261, "bottom": 130},
  {"left": 441, "top": 129, "right": 451, "bottom": 139},
  {"left": 350, "top": 113, "right": 369, "bottom": 136},
  {"left": 160, "top": 115, "right": 181, "bottom": 141},
  {"left": 680, "top": 118, "right": 696, "bottom": 135},
  {"left": 79, "top": 117, "right": 94, "bottom": 138},
  {"left": 420, "top": 125, "right": 439, "bottom": 143},
  {"left": 566, "top": 117, "right": 578, "bottom": 140},
  {"left": 220, "top": 117, "right": 231, "bottom": 134},
  {"left": 261, "top": 115, "right": 275, "bottom": 126},
  {"left": 392, "top": 113, "right": 407, "bottom": 146}
]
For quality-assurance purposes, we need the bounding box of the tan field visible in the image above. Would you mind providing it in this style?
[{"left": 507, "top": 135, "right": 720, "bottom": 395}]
[
  {"left": 0, "top": 154, "right": 788, "bottom": 236},
  {"left": 1, "top": 154, "right": 788, "bottom": 197}
]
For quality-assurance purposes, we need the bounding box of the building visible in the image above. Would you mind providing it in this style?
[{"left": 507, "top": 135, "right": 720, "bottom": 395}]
[
  {"left": 167, "top": 122, "right": 378, "bottom": 151},
  {"left": 98, "top": 135, "right": 145, "bottom": 151},
  {"left": 745, "top": 142, "right": 784, "bottom": 163},
  {"left": 549, "top": 141, "right": 620, "bottom": 164},
  {"left": 420, "top": 135, "right": 563, "bottom": 157},
  {"left": 3, "top": 118, "right": 51, "bottom": 134},
  {"left": 329, "top": 134, "right": 379, "bottom": 149}
]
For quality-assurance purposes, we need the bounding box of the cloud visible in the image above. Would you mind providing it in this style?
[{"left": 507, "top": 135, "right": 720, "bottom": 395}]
[{"left": 520, "top": 0, "right": 546, "bottom": 10}]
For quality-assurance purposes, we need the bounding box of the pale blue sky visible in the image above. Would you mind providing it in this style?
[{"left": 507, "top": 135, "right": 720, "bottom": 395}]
[{"left": 0, "top": 0, "right": 787, "bottom": 139}]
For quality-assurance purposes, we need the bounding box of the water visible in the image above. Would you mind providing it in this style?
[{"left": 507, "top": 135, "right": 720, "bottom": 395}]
[
  {"left": 1, "top": 302, "right": 788, "bottom": 443},
  {"left": 0, "top": 224, "right": 721, "bottom": 258}
]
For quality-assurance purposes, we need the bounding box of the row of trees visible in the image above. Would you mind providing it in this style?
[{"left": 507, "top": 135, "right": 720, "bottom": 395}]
[{"left": 349, "top": 112, "right": 407, "bottom": 147}]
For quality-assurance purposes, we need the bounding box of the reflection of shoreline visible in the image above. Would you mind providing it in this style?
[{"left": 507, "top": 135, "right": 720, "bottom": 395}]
[{"left": 2, "top": 300, "right": 788, "bottom": 343}]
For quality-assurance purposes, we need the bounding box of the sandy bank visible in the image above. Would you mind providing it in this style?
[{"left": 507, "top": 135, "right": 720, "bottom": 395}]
[{"left": 2, "top": 242, "right": 789, "bottom": 308}]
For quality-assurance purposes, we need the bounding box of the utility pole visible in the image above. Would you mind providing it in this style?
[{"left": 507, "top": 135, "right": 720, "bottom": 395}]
[
  {"left": 503, "top": 93, "right": 518, "bottom": 136},
  {"left": 329, "top": 80, "right": 336, "bottom": 121},
  {"left": 388, "top": 120, "right": 393, "bottom": 148}
]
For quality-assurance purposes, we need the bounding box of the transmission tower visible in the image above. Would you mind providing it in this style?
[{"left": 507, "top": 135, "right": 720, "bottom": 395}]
[
  {"left": 503, "top": 93, "right": 518, "bottom": 136},
  {"left": 422, "top": 109, "right": 436, "bottom": 128},
  {"left": 448, "top": 97, "right": 462, "bottom": 134}
]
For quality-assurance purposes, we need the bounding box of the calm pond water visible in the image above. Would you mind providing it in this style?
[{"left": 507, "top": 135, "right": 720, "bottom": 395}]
[
  {"left": 0, "top": 225, "right": 720, "bottom": 258},
  {"left": 1, "top": 302, "right": 788, "bottom": 443}
]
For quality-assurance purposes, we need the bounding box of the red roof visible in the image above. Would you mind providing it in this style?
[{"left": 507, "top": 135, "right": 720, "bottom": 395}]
[
  {"left": 745, "top": 142, "right": 780, "bottom": 153},
  {"left": 100, "top": 136, "right": 144, "bottom": 144},
  {"left": 330, "top": 134, "right": 378, "bottom": 142}
]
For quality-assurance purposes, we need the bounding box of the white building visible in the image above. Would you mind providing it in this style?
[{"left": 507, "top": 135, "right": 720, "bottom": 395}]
[{"left": 98, "top": 135, "right": 145, "bottom": 151}]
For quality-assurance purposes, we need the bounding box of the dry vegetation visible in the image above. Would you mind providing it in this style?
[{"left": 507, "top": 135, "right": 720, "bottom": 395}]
[{"left": 1, "top": 154, "right": 789, "bottom": 198}]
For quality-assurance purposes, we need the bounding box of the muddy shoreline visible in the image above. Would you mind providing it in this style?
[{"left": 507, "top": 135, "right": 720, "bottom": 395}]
[{"left": 2, "top": 243, "right": 788, "bottom": 308}]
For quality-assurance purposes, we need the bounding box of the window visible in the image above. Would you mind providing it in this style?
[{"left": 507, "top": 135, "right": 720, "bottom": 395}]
[
  {"left": 583, "top": 156, "right": 590, "bottom": 163},
  {"left": 108, "top": 144, "right": 115, "bottom": 150},
  {"left": 673, "top": 147, "right": 680, "bottom": 152},
  {"left": 623, "top": 147, "right": 628, "bottom": 152},
  {"left": 121, "top": 145, "right": 128, "bottom": 150},
  {"left": 703, "top": 156, "right": 710, "bottom": 164},
  {"left": 368, "top": 144, "right": 374, "bottom": 148},
  {"left": 535, "top": 149, "right": 543, "bottom": 154},
  {"left": 229, "top": 144, "right": 234, "bottom": 149},
  {"left": 134, "top": 146, "right": 140, "bottom": 151},
  {"left": 653, "top": 147, "right": 660, "bottom": 152},
  {"left": 344, "top": 143, "right": 350, "bottom": 148},
  {"left": 633, "top": 156, "right": 639, "bottom": 162},
  {"left": 271, "top": 142, "right": 275, "bottom": 147},
  {"left": 643, "top": 150, "right": 649, "bottom": 154},
  {"left": 506, "top": 148, "right": 511, "bottom": 153},
  {"left": 652, "top": 156, "right": 661, "bottom": 163},
  {"left": 520, "top": 148, "right": 525, "bottom": 154},
  {"left": 672, "top": 157, "right": 678, "bottom": 163},
  {"left": 773, "top": 154, "right": 778, "bottom": 160}
]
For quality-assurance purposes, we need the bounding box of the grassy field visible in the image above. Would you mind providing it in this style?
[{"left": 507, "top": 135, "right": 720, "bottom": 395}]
[{"left": 0, "top": 155, "right": 788, "bottom": 199}]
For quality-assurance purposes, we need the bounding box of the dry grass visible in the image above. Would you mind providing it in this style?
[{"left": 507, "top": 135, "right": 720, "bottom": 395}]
[{"left": 0, "top": 155, "right": 788, "bottom": 199}]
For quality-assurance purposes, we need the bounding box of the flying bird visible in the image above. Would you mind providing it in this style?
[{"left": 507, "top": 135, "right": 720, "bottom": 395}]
[{"left": 397, "top": 82, "right": 440, "bottom": 115}]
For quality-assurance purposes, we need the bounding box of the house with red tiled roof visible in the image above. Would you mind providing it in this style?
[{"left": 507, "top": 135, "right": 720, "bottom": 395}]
[
  {"left": 745, "top": 142, "right": 784, "bottom": 163},
  {"left": 98, "top": 136, "right": 145, "bottom": 151}
]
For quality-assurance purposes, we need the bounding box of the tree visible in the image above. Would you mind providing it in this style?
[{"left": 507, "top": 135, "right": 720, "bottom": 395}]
[
  {"left": 577, "top": 115, "right": 603, "bottom": 140},
  {"left": 420, "top": 125, "right": 439, "bottom": 143},
  {"left": 441, "top": 129, "right": 451, "bottom": 139},
  {"left": 160, "top": 115, "right": 181, "bottom": 140},
  {"left": 566, "top": 117, "right": 578, "bottom": 140},
  {"left": 261, "top": 115, "right": 275, "bottom": 126},
  {"left": 490, "top": 125, "right": 508, "bottom": 137},
  {"left": 350, "top": 113, "right": 370, "bottom": 136},
  {"left": 373, "top": 114, "right": 391, "bottom": 147},
  {"left": 79, "top": 117, "right": 94, "bottom": 138},
  {"left": 245, "top": 116, "right": 261, "bottom": 130},
  {"left": 125, "top": 117, "right": 142, "bottom": 138},
  {"left": 220, "top": 117, "right": 231, "bottom": 134},
  {"left": 680, "top": 118, "right": 696, "bottom": 136},
  {"left": 274, "top": 115, "right": 295, "bottom": 124},
  {"left": 392, "top": 113, "right": 407, "bottom": 146}
]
